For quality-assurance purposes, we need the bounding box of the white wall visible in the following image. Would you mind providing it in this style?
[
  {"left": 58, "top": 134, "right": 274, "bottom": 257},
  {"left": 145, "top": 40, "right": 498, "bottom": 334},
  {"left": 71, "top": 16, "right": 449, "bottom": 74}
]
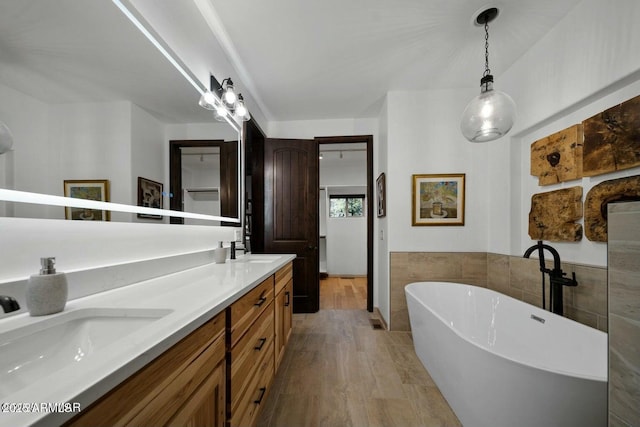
[
  {"left": 268, "top": 118, "right": 377, "bottom": 139},
  {"left": 376, "top": 98, "right": 389, "bottom": 320},
  {"left": 50, "top": 102, "right": 133, "bottom": 222},
  {"left": 131, "top": 104, "right": 166, "bottom": 223},
  {"left": 495, "top": 0, "right": 640, "bottom": 267},
  {"left": 385, "top": 89, "right": 490, "bottom": 253}
]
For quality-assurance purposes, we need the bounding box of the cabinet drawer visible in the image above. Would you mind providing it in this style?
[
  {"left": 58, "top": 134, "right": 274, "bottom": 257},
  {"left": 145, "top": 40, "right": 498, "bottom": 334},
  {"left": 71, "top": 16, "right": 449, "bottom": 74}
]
[
  {"left": 230, "top": 340, "right": 275, "bottom": 427},
  {"left": 274, "top": 262, "right": 293, "bottom": 295},
  {"left": 229, "top": 276, "right": 274, "bottom": 347},
  {"left": 230, "top": 301, "right": 274, "bottom": 410}
]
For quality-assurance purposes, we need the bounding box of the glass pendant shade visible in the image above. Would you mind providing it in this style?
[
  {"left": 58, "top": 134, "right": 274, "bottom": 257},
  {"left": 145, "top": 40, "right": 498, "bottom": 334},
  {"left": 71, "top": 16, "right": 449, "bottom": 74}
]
[
  {"left": 198, "top": 91, "right": 217, "bottom": 110},
  {"left": 222, "top": 79, "right": 237, "bottom": 107},
  {"left": 234, "top": 94, "right": 250, "bottom": 121},
  {"left": 214, "top": 103, "right": 229, "bottom": 122},
  {"left": 0, "top": 121, "right": 14, "bottom": 154},
  {"left": 460, "top": 76, "right": 516, "bottom": 142}
]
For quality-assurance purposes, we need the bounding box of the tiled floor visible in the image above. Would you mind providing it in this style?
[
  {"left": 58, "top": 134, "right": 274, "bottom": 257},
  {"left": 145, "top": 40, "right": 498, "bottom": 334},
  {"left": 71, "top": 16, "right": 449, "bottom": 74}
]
[{"left": 256, "top": 309, "right": 461, "bottom": 427}]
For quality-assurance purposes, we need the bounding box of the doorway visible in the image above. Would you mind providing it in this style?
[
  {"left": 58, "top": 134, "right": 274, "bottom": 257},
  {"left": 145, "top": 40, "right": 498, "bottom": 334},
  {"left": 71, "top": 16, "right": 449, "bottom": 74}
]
[{"left": 317, "top": 136, "right": 373, "bottom": 312}]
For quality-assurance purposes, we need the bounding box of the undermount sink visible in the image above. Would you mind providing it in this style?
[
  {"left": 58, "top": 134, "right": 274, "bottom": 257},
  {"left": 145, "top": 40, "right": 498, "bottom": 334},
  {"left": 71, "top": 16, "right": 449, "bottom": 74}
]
[{"left": 0, "top": 307, "right": 172, "bottom": 399}]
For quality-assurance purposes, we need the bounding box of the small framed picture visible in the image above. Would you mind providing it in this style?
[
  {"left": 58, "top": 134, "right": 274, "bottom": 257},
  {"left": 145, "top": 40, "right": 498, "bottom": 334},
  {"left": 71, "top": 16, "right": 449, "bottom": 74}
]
[
  {"left": 412, "top": 174, "right": 465, "bottom": 226},
  {"left": 63, "top": 179, "right": 110, "bottom": 221},
  {"left": 137, "top": 177, "right": 163, "bottom": 219},
  {"left": 376, "top": 173, "right": 386, "bottom": 218}
]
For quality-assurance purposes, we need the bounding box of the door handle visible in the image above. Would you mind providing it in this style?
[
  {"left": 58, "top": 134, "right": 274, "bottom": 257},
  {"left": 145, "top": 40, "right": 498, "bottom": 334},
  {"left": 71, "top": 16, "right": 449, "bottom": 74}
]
[
  {"left": 306, "top": 245, "right": 318, "bottom": 251},
  {"left": 285, "top": 291, "right": 290, "bottom": 307}
]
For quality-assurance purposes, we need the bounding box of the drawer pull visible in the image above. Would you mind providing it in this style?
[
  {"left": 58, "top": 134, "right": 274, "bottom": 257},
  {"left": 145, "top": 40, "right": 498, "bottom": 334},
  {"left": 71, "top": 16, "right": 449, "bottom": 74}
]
[
  {"left": 254, "top": 387, "right": 267, "bottom": 405},
  {"left": 254, "top": 337, "right": 267, "bottom": 351},
  {"left": 285, "top": 291, "right": 290, "bottom": 307},
  {"left": 254, "top": 295, "right": 267, "bottom": 307}
]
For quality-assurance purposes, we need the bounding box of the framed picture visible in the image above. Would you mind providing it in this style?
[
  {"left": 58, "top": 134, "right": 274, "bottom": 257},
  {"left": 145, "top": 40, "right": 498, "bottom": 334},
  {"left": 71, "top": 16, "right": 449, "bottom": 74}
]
[
  {"left": 137, "top": 177, "right": 163, "bottom": 219},
  {"left": 412, "top": 174, "right": 465, "bottom": 226},
  {"left": 376, "top": 173, "right": 386, "bottom": 217},
  {"left": 63, "top": 179, "right": 110, "bottom": 221}
]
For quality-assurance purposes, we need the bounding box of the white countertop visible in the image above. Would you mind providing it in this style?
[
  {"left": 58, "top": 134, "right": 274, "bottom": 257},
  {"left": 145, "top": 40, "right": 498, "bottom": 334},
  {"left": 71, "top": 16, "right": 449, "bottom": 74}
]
[{"left": 0, "top": 253, "right": 295, "bottom": 427}]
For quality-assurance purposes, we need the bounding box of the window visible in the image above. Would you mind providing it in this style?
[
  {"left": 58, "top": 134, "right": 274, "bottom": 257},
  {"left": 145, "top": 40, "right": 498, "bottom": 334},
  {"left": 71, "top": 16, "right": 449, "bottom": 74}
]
[{"left": 329, "top": 195, "right": 365, "bottom": 217}]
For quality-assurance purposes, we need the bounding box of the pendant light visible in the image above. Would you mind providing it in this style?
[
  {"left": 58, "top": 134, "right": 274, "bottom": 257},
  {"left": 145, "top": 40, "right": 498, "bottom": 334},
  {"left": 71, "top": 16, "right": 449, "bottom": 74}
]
[{"left": 460, "top": 8, "right": 516, "bottom": 143}]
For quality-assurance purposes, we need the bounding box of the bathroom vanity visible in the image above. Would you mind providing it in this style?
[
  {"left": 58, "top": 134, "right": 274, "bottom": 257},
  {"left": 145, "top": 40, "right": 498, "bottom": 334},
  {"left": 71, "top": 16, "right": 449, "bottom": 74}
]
[{"left": 0, "top": 253, "right": 295, "bottom": 427}]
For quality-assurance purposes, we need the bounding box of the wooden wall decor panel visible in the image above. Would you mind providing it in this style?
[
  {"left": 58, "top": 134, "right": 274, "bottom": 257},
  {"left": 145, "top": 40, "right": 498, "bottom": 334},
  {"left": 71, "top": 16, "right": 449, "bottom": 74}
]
[
  {"left": 584, "top": 175, "right": 640, "bottom": 242},
  {"left": 531, "top": 124, "right": 583, "bottom": 185},
  {"left": 528, "top": 186, "right": 583, "bottom": 241},
  {"left": 583, "top": 94, "right": 640, "bottom": 177}
]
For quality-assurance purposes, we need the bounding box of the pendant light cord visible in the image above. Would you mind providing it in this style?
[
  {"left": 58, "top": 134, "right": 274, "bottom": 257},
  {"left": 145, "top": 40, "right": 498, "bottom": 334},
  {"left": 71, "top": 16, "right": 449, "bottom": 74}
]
[{"left": 484, "top": 20, "right": 491, "bottom": 77}]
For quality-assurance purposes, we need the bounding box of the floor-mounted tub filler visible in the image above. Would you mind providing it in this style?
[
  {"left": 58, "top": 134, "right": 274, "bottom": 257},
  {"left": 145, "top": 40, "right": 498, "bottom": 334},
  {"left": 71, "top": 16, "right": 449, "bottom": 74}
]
[{"left": 405, "top": 282, "right": 607, "bottom": 427}]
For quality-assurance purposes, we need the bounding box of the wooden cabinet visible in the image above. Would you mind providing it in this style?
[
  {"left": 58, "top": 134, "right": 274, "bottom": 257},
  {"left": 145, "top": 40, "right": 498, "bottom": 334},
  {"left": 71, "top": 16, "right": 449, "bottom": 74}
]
[
  {"left": 227, "top": 276, "right": 275, "bottom": 427},
  {"left": 274, "top": 263, "right": 293, "bottom": 370},
  {"left": 65, "top": 311, "right": 226, "bottom": 427},
  {"left": 65, "top": 260, "right": 294, "bottom": 427}
]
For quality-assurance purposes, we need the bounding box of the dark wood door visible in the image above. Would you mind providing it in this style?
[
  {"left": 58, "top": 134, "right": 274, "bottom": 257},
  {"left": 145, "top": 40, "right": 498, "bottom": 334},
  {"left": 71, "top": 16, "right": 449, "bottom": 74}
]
[{"left": 264, "top": 138, "right": 319, "bottom": 313}]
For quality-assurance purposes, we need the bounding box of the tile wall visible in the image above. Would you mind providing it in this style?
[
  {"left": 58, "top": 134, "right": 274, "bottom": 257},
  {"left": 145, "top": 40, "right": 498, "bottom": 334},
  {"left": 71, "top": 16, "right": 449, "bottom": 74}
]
[
  {"left": 390, "top": 251, "right": 608, "bottom": 332},
  {"left": 608, "top": 202, "right": 640, "bottom": 426}
]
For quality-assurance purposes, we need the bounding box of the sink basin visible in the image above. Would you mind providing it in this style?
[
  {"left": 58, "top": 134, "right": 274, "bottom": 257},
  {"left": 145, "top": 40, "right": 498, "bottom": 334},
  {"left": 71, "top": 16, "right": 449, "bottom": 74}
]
[{"left": 0, "top": 307, "right": 172, "bottom": 399}]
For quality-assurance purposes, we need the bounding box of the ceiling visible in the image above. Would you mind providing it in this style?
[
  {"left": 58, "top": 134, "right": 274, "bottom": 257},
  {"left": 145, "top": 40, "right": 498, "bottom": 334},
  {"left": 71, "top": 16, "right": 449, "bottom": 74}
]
[
  {"left": 206, "top": 0, "right": 582, "bottom": 121},
  {"left": 0, "top": 0, "right": 583, "bottom": 125}
]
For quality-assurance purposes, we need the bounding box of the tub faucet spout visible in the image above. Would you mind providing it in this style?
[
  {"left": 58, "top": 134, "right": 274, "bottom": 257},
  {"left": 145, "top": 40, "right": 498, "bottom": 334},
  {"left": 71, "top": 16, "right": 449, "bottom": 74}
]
[{"left": 523, "top": 241, "right": 577, "bottom": 316}]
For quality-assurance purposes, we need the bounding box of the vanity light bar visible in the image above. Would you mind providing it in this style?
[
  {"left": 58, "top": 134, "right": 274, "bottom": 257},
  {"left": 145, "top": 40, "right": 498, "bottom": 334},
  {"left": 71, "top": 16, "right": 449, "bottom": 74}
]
[
  {"left": 110, "top": 0, "right": 240, "bottom": 132},
  {"left": 0, "top": 189, "right": 240, "bottom": 223}
]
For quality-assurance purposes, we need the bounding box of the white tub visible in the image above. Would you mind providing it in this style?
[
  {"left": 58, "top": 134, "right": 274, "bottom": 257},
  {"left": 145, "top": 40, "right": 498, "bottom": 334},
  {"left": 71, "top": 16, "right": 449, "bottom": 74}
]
[{"left": 405, "top": 282, "right": 607, "bottom": 427}]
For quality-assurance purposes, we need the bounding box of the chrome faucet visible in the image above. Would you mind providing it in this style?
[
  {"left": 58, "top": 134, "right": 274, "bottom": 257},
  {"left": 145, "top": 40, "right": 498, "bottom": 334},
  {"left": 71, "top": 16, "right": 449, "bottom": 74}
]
[
  {"left": 0, "top": 295, "right": 20, "bottom": 313},
  {"left": 523, "top": 241, "right": 577, "bottom": 316}
]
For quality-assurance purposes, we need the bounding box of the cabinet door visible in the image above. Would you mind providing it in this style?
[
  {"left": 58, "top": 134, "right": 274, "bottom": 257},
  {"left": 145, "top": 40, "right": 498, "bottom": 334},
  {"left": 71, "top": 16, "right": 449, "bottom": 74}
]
[{"left": 167, "top": 361, "right": 225, "bottom": 427}]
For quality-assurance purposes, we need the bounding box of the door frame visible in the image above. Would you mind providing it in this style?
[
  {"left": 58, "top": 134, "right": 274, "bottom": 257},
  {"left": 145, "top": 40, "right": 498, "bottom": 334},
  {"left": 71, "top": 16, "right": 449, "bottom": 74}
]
[{"left": 316, "top": 135, "right": 374, "bottom": 312}]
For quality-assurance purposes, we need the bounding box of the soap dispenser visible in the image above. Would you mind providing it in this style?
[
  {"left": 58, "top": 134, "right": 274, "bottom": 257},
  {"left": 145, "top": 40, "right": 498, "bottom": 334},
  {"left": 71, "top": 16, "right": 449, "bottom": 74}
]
[
  {"left": 26, "top": 257, "right": 68, "bottom": 316},
  {"left": 213, "top": 242, "right": 227, "bottom": 264}
]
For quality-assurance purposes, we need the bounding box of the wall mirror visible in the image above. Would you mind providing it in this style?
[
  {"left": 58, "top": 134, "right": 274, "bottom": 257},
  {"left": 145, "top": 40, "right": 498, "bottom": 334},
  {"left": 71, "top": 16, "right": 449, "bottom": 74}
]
[{"left": 0, "top": 0, "right": 241, "bottom": 224}]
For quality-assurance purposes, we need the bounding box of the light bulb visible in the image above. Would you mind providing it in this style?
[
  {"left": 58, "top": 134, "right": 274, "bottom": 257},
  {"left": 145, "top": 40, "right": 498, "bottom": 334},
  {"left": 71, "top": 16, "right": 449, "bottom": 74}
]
[
  {"left": 198, "top": 91, "right": 216, "bottom": 110},
  {"left": 460, "top": 77, "right": 516, "bottom": 142},
  {"left": 214, "top": 103, "right": 229, "bottom": 122},
  {"left": 235, "top": 102, "right": 247, "bottom": 118},
  {"left": 222, "top": 79, "right": 237, "bottom": 107},
  {"left": 234, "top": 94, "right": 250, "bottom": 121}
]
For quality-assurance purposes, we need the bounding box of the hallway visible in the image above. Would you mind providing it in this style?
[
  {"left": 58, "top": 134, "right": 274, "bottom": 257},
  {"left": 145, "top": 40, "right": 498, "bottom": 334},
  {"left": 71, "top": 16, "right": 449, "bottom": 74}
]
[{"left": 256, "top": 310, "right": 461, "bottom": 427}]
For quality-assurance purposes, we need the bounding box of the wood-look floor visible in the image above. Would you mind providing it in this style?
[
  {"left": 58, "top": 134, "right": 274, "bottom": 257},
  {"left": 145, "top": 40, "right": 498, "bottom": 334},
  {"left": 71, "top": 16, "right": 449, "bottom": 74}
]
[
  {"left": 320, "top": 276, "right": 367, "bottom": 310},
  {"left": 257, "top": 309, "right": 461, "bottom": 427}
]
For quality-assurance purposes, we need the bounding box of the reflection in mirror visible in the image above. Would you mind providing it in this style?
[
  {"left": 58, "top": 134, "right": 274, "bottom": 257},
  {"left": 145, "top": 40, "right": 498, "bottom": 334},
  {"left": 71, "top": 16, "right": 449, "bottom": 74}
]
[
  {"left": 170, "top": 138, "right": 238, "bottom": 226},
  {"left": 0, "top": 0, "right": 242, "bottom": 224},
  {"left": 182, "top": 147, "right": 222, "bottom": 224}
]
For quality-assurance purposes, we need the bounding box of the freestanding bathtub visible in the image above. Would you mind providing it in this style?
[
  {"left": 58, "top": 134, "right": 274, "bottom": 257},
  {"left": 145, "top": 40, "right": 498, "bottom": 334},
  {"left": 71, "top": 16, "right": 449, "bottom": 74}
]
[{"left": 405, "top": 282, "right": 607, "bottom": 427}]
